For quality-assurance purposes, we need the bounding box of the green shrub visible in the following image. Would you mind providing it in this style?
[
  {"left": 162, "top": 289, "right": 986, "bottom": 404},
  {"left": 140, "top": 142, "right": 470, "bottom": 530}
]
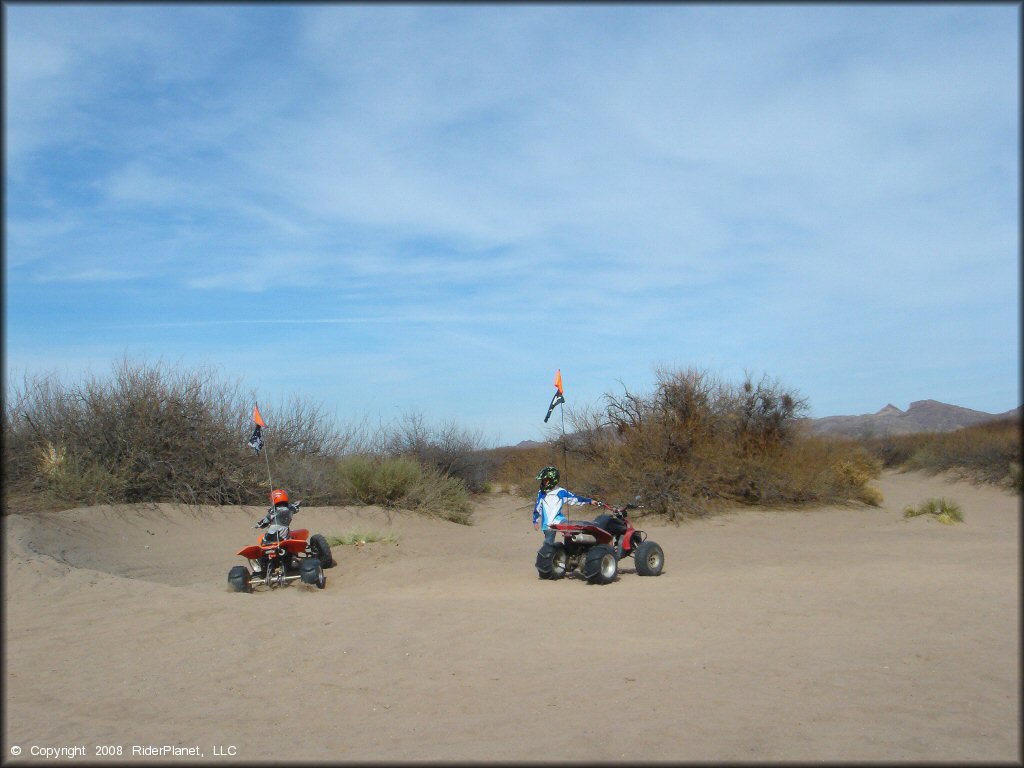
[
  {"left": 330, "top": 454, "right": 473, "bottom": 524},
  {"left": 326, "top": 530, "right": 397, "bottom": 546},
  {"left": 903, "top": 497, "right": 964, "bottom": 525},
  {"left": 333, "top": 454, "right": 422, "bottom": 506}
]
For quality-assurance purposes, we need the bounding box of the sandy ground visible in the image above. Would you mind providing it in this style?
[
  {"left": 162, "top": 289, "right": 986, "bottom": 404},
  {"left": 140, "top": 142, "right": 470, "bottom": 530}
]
[{"left": 2, "top": 470, "right": 1019, "bottom": 763}]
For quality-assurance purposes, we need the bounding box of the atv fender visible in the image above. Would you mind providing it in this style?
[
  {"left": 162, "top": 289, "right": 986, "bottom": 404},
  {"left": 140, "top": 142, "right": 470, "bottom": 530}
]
[
  {"left": 237, "top": 544, "right": 264, "bottom": 559},
  {"left": 280, "top": 538, "right": 308, "bottom": 556},
  {"left": 621, "top": 531, "right": 643, "bottom": 556}
]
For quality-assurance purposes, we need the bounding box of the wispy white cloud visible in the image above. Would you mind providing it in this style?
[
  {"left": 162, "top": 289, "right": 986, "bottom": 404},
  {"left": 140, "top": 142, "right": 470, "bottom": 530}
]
[
  {"left": 4, "top": 4, "right": 1018, "bottom": 440},
  {"left": 30, "top": 268, "right": 148, "bottom": 284}
]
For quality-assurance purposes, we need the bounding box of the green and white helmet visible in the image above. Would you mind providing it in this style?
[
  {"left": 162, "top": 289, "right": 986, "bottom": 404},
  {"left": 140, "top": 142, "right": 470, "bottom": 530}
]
[{"left": 536, "top": 465, "right": 560, "bottom": 491}]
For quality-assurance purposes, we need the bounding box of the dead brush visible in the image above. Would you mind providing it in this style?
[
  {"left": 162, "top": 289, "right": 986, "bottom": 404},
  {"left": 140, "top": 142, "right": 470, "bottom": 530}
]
[
  {"left": 497, "top": 367, "right": 885, "bottom": 519},
  {"left": 37, "top": 442, "right": 66, "bottom": 479},
  {"left": 859, "top": 416, "right": 1021, "bottom": 491}
]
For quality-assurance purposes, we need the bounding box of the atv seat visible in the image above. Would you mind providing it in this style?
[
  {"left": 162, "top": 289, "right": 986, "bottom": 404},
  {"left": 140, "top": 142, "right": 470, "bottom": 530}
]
[
  {"left": 261, "top": 528, "right": 293, "bottom": 545},
  {"left": 592, "top": 513, "right": 627, "bottom": 537}
]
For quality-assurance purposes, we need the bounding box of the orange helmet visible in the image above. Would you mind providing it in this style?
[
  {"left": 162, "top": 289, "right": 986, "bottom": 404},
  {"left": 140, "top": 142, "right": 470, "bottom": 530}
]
[{"left": 270, "top": 489, "right": 288, "bottom": 506}]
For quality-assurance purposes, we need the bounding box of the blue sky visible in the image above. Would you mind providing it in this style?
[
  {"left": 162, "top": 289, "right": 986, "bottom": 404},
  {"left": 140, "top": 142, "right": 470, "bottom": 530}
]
[{"left": 4, "top": 4, "right": 1019, "bottom": 445}]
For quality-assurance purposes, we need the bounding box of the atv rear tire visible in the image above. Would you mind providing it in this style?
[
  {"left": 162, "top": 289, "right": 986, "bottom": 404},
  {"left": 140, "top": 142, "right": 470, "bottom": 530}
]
[
  {"left": 535, "top": 542, "right": 555, "bottom": 579},
  {"left": 535, "top": 541, "right": 567, "bottom": 580},
  {"left": 583, "top": 545, "right": 617, "bottom": 585},
  {"left": 309, "top": 533, "right": 334, "bottom": 568},
  {"left": 300, "top": 557, "right": 326, "bottom": 589},
  {"left": 227, "top": 565, "right": 251, "bottom": 593},
  {"left": 635, "top": 541, "right": 664, "bottom": 576},
  {"left": 548, "top": 542, "right": 567, "bottom": 579}
]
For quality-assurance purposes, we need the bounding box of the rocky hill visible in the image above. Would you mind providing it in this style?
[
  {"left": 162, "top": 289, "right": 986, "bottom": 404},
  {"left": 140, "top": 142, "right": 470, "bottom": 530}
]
[
  {"left": 800, "top": 400, "right": 1021, "bottom": 438},
  {"left": 505, "top": 400, "right": 1020, "bottom": 446}
]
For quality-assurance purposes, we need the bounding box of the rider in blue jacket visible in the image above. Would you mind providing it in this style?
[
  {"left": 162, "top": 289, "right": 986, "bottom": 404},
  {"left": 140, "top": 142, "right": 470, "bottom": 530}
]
[{"left": 533, "top": 466, "right": 597, "bottom": 545}]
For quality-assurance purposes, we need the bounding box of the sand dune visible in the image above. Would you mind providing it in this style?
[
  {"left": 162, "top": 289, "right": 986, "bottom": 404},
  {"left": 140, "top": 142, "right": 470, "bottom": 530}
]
[{"left": 3, "top": 471, "right": 1019, "bottom": 762}]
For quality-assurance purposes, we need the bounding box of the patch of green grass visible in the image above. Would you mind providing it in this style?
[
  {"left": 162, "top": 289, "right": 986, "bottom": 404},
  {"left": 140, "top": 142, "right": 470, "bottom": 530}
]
[
  {"left": 326, "top": 530, "right": 398, "bottom": 546},
  {"left": 903, "top": 497, "right": 964, "bottom": 525}
]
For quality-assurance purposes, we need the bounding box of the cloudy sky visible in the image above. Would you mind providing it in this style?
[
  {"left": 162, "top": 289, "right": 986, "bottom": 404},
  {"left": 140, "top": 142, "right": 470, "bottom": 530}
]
[{"left": 4, "top": 4, "right": 1019, "bottom": 444}]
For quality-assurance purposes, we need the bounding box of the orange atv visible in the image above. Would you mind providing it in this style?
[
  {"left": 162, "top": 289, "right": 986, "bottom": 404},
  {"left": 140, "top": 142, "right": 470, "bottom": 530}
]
[{"left": 227, "top": 501, "right": 333, "bottom": 592}]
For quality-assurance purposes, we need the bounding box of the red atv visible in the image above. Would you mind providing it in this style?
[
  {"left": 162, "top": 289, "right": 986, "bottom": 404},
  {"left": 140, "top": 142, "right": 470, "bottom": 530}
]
[
  {"left": 227, "top": 501, "right": 334, "bottom": 592},
  {"left": 535, "top": 502, "right": 664, "bottom": 585}
]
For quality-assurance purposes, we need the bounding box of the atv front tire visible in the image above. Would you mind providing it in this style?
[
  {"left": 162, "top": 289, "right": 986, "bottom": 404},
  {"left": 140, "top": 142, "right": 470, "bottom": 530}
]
[
  {"left": 635, "top": 541, "right": 664, "bottom": 576},
  {"left": 583, "top": 545, "right": 617, "bottom": 585},
  {"left": 227, "top": 565, "right": 251, "bottom": 593},
  {"left": 300, "top": 557, "right": 326, "bottom": 589},
  {"left": 309, "top": 533, "right": 334, "bottom": 568}
]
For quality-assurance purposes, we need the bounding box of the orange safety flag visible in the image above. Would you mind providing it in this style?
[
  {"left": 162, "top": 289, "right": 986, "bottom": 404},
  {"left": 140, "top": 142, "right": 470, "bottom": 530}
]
[
  {"left": 252, "top": 405, "right": 265, "bottom": 427},
  {"left": 544, "top": 370, "right": 566, "bottom": 423}
]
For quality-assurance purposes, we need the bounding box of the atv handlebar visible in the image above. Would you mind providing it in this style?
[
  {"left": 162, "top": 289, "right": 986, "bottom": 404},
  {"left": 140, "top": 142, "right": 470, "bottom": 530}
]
[
  {"left": 593, "top": 500, "right": 642, "bottom": 515},
  {"left": 253, "top": 499, "right": 303, "bottom": 527}
]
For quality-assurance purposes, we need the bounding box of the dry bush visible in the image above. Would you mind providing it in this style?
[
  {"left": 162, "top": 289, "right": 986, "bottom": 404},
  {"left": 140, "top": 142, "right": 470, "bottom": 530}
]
[
  {"left": 859, "top": 416, "right": 1021, "bottom": 492},
  {"left": 3, "top": 359, "right": 344, "bottom": 509},
  {"left": 370, "top": 410, "right": 495, "bottom": 493},
  {"left": 860, "top": 432, "right": 931, "bottom": 468},
  {"left": 491, "top": 444, "right": 561, "bottom": 494},
  {"left": 3, "top": 359, "right": 482, "bottom": 523},
  {"left": 514, "top": 367, "right": 882, "bottom": 520},
  {"left": 404, "top": 471, "right": 474, "bottom": 525},
  {"left": 488, "top": 430, "right": 615, "bottom": 501}
]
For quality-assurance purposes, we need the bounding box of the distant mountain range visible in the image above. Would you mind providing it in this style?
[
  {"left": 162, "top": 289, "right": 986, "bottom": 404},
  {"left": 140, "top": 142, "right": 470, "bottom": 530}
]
[
  {"left": 509, "top": 399, "right": 1021, "bottom": 447},
  {"left": 799, "top": 400, "right": 1021, "bottom": 438}
]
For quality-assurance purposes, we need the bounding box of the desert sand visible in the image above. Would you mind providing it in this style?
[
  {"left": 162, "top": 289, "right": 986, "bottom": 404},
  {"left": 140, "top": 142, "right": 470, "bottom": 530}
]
[{"left": 2, "top": 470, "right": 1019, "bottom": 763}]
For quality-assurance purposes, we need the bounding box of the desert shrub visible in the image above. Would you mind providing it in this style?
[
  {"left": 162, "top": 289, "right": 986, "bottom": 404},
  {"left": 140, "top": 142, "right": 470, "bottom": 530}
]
[
  {"left": 827, "top": 447, "right": 885, "bottom": 505},
  {"left": 266, "top": 452, "right": 340, "bottom": 507},
  {"left": 1010, "top": 462, "right": 1023, "bottom": 494},
  {"left": 859, "top": 417, "right": 1021, "bottom": 491},
  {"left": 404, "top": 471, "right": 474, "bottom": 525},
  {"left": 500, "top": 367, "right": 882, "bottom": 520},
  {"left": 491, "top": 443, "right": 563, "bottom": 493},
  {"left": 903, "top": 497, "right": 964, "bottom": 525},
  {"left": 330, "top": 454, "right": 472, "bottom": 524},
  {"left": 3, "top": 359, "right": 483, "bottom": 521},
  {"left": 326, "top": 530, "right": 397, "bottom": 546},
  {"left": 860, "top": 432, "right": 931, "bottom": 468},
  {"left": 333, "top": 454, "right": 422, "bottom": 506},
  {"left": 372, "top": 410, "right": 495, "bottom": 492},
  {"left": 903, "top": 418, "right": 1020, "bottom": 489},
  {"left": 3, "top": 359, "right": 351, "bottom": 509}
]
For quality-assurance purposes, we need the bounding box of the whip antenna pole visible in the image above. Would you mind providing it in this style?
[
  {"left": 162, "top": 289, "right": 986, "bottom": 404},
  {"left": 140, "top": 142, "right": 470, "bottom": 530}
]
[
  {"left": 559, "top": 399, "right": 568, "bottom": 487},
  {"left": 257, "top": 401, "right": 273, "bottom": 495}
]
